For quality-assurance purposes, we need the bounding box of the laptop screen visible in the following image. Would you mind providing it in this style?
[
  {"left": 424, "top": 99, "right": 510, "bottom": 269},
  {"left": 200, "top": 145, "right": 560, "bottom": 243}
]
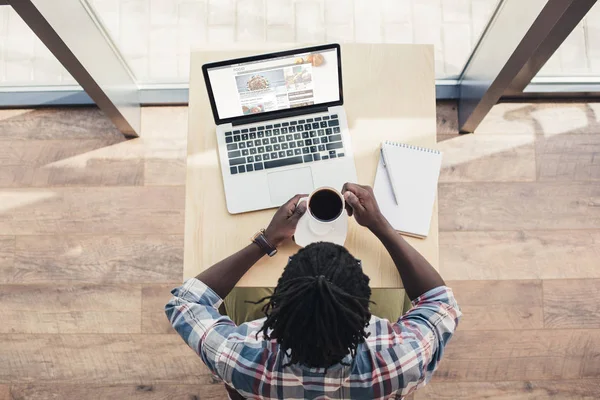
[{"left": 205, "top": 47, "right": 340, "bottom": 122}]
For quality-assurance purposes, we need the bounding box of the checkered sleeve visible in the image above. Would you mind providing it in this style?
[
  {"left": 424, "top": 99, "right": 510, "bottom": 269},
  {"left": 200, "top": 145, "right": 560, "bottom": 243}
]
[
  {"left": 165, "top": 278, "right": 238, "bottom": 379},
  {"left": 392, "top": 286, "right": 461, "bottom": 396}
]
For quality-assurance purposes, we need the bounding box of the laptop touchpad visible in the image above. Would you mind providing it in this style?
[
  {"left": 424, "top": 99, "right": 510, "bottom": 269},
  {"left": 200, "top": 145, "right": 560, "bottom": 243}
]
[{"left": 268, "top": 167, "right": 314, "bottom": 205}]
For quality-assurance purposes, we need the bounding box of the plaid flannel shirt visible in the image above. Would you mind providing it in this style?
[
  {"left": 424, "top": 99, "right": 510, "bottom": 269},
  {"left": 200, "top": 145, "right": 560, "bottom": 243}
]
[{"left": 166, "top": 278, "right": 460, "bottom": 400}]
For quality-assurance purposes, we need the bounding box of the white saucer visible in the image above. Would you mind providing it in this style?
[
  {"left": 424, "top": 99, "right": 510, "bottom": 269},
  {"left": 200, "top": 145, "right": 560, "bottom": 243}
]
[{"left": 294, "top": 212, "right": 348, "bottom": 247}]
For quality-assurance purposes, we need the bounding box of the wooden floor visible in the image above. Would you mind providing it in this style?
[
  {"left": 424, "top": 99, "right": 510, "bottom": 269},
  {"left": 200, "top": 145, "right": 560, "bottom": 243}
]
[{"left": 0, "top": 103, "right": 599, "bottom": 399}]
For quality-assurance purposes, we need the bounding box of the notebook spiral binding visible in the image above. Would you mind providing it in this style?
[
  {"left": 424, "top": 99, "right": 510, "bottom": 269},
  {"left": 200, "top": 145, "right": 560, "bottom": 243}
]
[{"left": 384, "top": 141, "right": 441, "bottom": 154}]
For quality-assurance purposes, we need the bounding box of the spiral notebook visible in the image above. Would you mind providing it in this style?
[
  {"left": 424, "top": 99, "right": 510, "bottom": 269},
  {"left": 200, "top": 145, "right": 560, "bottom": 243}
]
[{"left": 373, "top": 141, "right": 442, "bottom": 238}]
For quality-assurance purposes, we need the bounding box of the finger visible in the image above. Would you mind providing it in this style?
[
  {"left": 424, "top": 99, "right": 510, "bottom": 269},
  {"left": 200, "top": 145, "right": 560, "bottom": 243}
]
[
  {"left": 281, "top": 193, "right": 308, "bottom": 218},
  {"left": 341, "top": 183, "right": 351, "bottom": 215},
  {"left": 344, "top": 197, "right": 354, "bottom": 216},
  {"left": 345, "top": 203, "right": 353, "bottom": 217},
  {"left": 341, "top": 182, "right": 355, "bottom": 195},
  {"left": 361, "top": 184, "right": 374, "bottom": 193},
  {"left": 281, "top": 194, "right": 307, "bottom": 213},
  {"left": 288, "top": 199, "right": 307, "bottom": 223},
  {"left": 341, "top": 182, "right": 349, "bottom": 194},
  {"left": 341, "top": 184, "right": 355, "bottom": 216},
  {"left": 286, "top": 193, "right": 308, "bottom": 206},
  {"left": 343, "top": 182, "right": 369, "bottom": 197},
  {"left": 344, "top": 191, "right": 365, "bottom": 213}
]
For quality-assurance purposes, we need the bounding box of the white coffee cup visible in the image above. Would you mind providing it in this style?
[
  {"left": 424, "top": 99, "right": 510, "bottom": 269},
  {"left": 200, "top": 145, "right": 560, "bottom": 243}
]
[{"left": 298, "top": 186, "right": 345, "bottom": 236}]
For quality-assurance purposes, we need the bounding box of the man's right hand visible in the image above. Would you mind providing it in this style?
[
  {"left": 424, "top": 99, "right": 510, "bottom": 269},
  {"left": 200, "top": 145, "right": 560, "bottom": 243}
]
[{"left": 342, "top": 183, "right": 390, "bottom": 234}]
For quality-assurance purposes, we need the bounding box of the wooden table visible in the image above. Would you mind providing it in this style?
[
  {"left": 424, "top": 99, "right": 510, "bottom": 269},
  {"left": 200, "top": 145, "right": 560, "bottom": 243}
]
[{"left": 184, "top": 43, "right": 438, "bottom": 288}]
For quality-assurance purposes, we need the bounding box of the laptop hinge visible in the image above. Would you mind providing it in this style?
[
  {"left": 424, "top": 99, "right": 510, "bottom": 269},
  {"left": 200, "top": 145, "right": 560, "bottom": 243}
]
[{"left": 231, "top": 106, "right": 330, "bottom": 126}]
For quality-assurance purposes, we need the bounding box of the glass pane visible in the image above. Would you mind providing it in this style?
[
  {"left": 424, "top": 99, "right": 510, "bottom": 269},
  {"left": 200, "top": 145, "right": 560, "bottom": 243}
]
[
  {"left": 0, "top": 6, "right": 77, "bottom": 87},
  {"left": 0, "top": 0, "right": 501, "bottom": 87},
  {"left": 536, "top": 2, "right": 600, "bottom": 77},
  {"left": 86, "top": 0, "right": 500, "bottom": 83}
]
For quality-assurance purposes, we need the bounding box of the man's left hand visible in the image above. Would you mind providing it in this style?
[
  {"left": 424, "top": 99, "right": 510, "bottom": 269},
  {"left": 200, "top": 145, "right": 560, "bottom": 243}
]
[{"left": 264, "top": 194, "right": 308, "bottom": 247}]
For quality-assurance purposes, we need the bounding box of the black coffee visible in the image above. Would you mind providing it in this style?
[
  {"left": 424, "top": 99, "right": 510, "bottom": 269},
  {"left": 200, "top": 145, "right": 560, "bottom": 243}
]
[{"left": 309, "top": 189, "right": 343, "bottom": 222}]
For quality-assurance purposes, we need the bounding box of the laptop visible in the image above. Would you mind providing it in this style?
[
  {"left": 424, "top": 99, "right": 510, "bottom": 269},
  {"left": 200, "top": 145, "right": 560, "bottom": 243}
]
[{"left": 202, "top": 43, "right": 358, "bottom": 214}]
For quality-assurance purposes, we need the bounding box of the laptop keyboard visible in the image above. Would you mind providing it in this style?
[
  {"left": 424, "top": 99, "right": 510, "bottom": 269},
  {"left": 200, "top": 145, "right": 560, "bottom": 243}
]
[{"left": 225, "top": 114, "right": 343, "bottom": 175}]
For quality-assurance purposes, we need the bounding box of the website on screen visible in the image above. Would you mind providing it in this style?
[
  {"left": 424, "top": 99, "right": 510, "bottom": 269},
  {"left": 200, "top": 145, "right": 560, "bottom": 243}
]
[{"left": 208, "top": 48, "right": 339, "bottom": 120}]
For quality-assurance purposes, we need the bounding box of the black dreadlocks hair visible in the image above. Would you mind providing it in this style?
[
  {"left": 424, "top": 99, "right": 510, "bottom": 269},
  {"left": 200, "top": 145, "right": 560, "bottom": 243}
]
[{"left": 252, "top": 242, "right": 372, "bottom": 369}]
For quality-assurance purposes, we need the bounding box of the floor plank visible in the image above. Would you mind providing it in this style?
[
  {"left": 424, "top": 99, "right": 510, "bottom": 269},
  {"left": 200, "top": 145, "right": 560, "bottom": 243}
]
[
  {"left": 0, "top": 161, "right": 144, "bottom": 188},
  {"left": 544, "top": 279, "right": 600, "bottom": 329},
  {"left": 140, "top": 107, "right": 188, "bottom": 140},
  {"left": 11, "top": 135, "right": 189, "bottom": 187},
  {"left": 536, "top": 133, "right": 600, "bottom": 181},
  {"left": 0, "top": 334, "right": 209, "bottom": 384},
  {"left": 436, "top": 101, "right": 458, "bottom": 135},
  {"left": 0, "top": 108, "right": 124, "bottom": 141},
  {"left": 436, "top": 134, "right": 456, "bottom": 143},
  {"left": 139, "top": 107, "right": 189, "bottom": 187},
  {"left": 0, "top": 187, "right": 185, "bottom": 235},
  {"left": 415, "top": 379, "right": 600, "bottom": 399},
  {"left": 447, "top": 280, "right": 543, "bottom": 330},
  {"left": 475, "top": 102, "right": 600, "bottom": 136},
  {"left": 7, "top": 235, "right": 183, "bottom": 284},
  {"left": 142, "top": 284, "right": 179, "bottom": 334},
  {"left": 439, "top": 182, "right": 600, "bottom": 231},
  {"left": 0, "top": 284, "right": 141, "bottom": 334},
  {"left": 437, "top": 329, "right": 600, "bottom": 381},
  {"left": 0, "top": 136, "right": 186, "bottom": 187},
  {"left": 438, "top": 134, "right": 536, "bottom": 182},
  {"left": 0, "top": 237, "right": 14, "bottom": 271},
  {"left": 9, "top": 384, "right": 227, "bottom": 400},
  {"left": 0, "top": 385, "right": 8, "bottom": 400},
  {"left": 474, "top": 103, "right": 539, "bottom": 136},
  {"left": 0, "top": 108, "right": 187, "bottom": 187},
  {"left": 20, "top": 138, "right": 144, "bottom": 186},
  {"left": 0, "top": 139, "right": 123, "bottom": 167},
  {"left": 440, "top": 230, "right": 600, "bottom": 280},
  {"left": 143, "top": 145, "right": 187, "bottom": 186},
  {"left": 0, "top": 167, "right": 34, "bottom": 189},
  {"left": 529, "top": 102, "right": 600, "bottom": 136},
  {"left": 28, "top": 158, "right": 145, "bottom": 187}
]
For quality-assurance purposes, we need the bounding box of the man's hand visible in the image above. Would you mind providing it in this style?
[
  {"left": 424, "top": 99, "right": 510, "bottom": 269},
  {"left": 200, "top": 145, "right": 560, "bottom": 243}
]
[
  {"left": 264, "top": 194, "right": 308, "bottom": 247},
  {"left": 342, "top": 183, "right": 390, "bottom": 233},
  {"left": 195, "top": 194, "right": 306, "bottom": 299}
]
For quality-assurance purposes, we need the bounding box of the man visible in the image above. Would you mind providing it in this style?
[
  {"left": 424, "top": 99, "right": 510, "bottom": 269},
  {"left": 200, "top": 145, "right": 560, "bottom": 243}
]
[{"left": 166, "top": 183, "right": 461, "bottom": 399}]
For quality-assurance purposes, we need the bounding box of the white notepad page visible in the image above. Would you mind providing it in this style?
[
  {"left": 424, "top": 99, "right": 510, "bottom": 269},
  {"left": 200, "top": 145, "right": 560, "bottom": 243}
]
[{"left": 373, "top": 141, "right": 442, "bottom": 238}]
